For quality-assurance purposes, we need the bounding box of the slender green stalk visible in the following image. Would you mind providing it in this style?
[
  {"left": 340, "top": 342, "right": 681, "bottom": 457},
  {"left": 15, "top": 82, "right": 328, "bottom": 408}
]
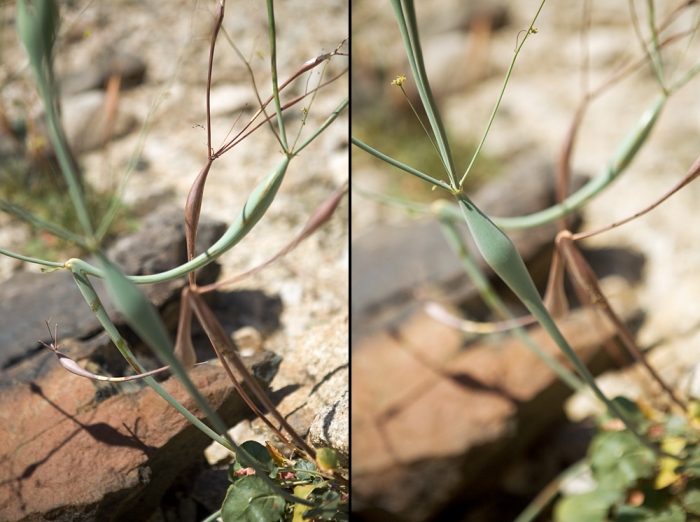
[
  {"left": 351, "top": 183, "right": 433, "bottom": 214},
  {"left": 460, "top": 0, "right": 547, "bottom": 187},
  {"left": 266, "top": 0, "right": 288, "bottom": 151},
  {"left": 97, "top": 254, "right": 313, "bottom": 507},
  {"left": 646, "top": 0, "right": 664, "bottom": 84},
  {"left": 95, "top": 33, "right": 192, "bottom": 241},
  {"left": 294, "top": 98, "right": 348, "bottom": 154},
  {"left": 0, "top": 246, "right": 63, "bottom": 268},
  {"left": 65, "top": 155, "right": 290, "bottom": 283},
  {"left": 435, "top": 205, "right": 584, "bottom": 392},
  {"left": 628, "top": 0, "right": 665, "bottom": 89},
  {"left": 389, "top": 0, "right": 457, "bottom": 188},
  {"left": 16, "top": 0, "right": 95, "bottom": 242},
  {"left": 513, "top": 460, "right": 587, "bottom": 522},
  {"left": 200, "top": 509, "right": 222, "bottom": 522},
  {"left": 394, "top": 79, "right": 451, "bottom": 178},
  {"left": 355, "top": 92, "right": 666, "bottom": 230},
  {"left": 0, "top": 197, "right": 88, "bottom": 246},
  {"left": 69, "top": 264, "right": 234, "bottom": 450},
  {"left": 351, "top": 136, "right": 452, "bottom": 191},
  {"left": 454, "top": 191, "right": 679, "bottom": 459}
]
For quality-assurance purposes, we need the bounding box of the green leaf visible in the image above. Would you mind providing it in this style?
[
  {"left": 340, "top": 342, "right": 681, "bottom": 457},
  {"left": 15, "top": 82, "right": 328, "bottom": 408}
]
[
  {"left": 615, "top": 502, "right": 685, "bottom": 522},
  {"left": 682, "top": 481, "right": 700, "bottom": 515},
  {"left": 615, "top": 503, "right": 653, "bottom": 521},
  {"left": 16, "top": 0, "right": 59, "bottom": 71},
  {"left": 455, "top": 193, "right": 653, "bottom": 451},
  {"left": 300, "top": 490, "right": 341, "bottom": 521},
  {"left": 554, "top": 488, "right": 621, "bottom": 522},
  {"left": 589, "top": 431, "right": 656, "bottom": 491},
  {"left": 221, "top": 475, "right": 286, "bottom": 522},
  {"left": 294, "top": 460, "right": 318, "bottom": 482},
  {"left": 292, "top": 484, "right": 316, "bottom": 522},
  {"left": 316, "top": 447, "right": 338, "bottom": 474},
  {"left": 240, "top": 441, "right": 274, "bottom": 473}
]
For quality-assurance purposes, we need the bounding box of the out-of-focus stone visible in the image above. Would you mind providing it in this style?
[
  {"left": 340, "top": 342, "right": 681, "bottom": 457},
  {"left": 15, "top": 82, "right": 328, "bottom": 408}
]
[{"left": 352, "top": 307, "right": 619, "bottom": 521}]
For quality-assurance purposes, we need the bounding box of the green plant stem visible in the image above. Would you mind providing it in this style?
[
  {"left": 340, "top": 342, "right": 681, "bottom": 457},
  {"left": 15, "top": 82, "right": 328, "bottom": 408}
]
[
  {"left": 0, "top": 246, "right": 63, "bottom": 268},
  {"left": 266, "top": 0, "right": 288, "bottom": 151},
  {"left": 0, "top": 197, "right": 88, "bottom": 246},
  {"left": 397, "top": 84, "right": 451, "bottom": 178},
  {"left": 200, "top": 509, "right": 221, "bottom": 522},
  {"left": 96, "top": 254, "right": 314, "bottom": 507},
  {"left": 389, "top": 0, "right": 457, "bottom": 188},
  {"left": 513, "top": 460, "right": 587, "bottom": 522},
  {"left": 351, "top": 136, "right": 452, "bottom": 191},
  {"left": 460, "top": 0, "right": 547, "bottom": 187},
  {"left": 69, "top": 264, "right": 234, "bottom": 450},
  {"left": 294, "top": 98, "right": 348, "bottom": 154},
  {"left": 454, "top": 191, "right": 679, "bottom": 459},
  {"left": 434, "top": 206, "right": 584, "bottom": 392},
  {"left": 376, "top": 94, "right": 666, "bottom": 229},
  {"left": 63, "top": 155, "right": 290, "bottom": 283}
]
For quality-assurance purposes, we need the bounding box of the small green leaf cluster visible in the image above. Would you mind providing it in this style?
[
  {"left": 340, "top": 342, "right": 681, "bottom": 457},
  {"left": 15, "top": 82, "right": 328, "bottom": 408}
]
[
  {"left": 221, "top": 441, "right": 347, "bottom": 522},
  {"left": 554, "top": 397, "right": 700, "bottom": 522}
]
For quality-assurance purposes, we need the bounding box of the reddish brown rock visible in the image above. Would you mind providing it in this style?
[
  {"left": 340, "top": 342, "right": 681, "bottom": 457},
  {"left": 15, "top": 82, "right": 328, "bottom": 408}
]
[
  {"left": 0, "top": 352, "right": 277, "bottom": 522},
  {"left": 352, "top": 307, "right": 617, "bottom": 521}
]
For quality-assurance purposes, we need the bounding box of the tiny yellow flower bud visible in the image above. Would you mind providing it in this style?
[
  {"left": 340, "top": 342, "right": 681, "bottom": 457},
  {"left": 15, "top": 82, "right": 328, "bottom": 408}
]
[{"left": 391, "top": 75, "right": 407, "bottom": 86}]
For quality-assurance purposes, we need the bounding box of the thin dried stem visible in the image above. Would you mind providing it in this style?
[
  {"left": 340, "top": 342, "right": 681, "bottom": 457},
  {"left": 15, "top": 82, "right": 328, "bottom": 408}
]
[{"left": 187, "top": 290, "right": 316, "bottom": 458}]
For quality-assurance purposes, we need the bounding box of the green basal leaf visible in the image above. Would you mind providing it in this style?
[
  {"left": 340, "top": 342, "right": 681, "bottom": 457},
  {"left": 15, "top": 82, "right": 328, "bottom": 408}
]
[
  {"left": 589, "top": 431, "right": 656, "bottom": 491},
  {"left": 16, "top": 0, "right": 59, "bottom": 72},
  {"left": 240, "top": 440, "right": 275, "bottom": 474},
  {"left": 614, "top": 501, "right": 685, "bottom": 522},
  {"left": 554, "top": 488, "right": 622, "bottom": 522},
  {"left": 221, "top": 475, "right": 285, "bottom": 522},
  {"left": 682, "top": 480, "right": 700, "bottom": 515},
  {"left": 294, "top": 460, "right": 318, "bottom": 482},
  {"left": 316, "top": 447, "right": 338, "bottom": 474},
  {"left": 301, "top": 490, "right": 341, "bottom": 521}
]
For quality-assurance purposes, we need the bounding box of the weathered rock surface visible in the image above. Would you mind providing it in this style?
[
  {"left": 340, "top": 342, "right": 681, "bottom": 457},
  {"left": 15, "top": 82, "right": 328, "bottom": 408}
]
[
  {"left": 205, "top": 313, "right": 349, "bottom": 469},
  {"left": 352, "top": 307, "right": 621, "bottom": 521},
  {"left": 0, "top": 208, "right": 224, "bottom": 371},
  {"left": 0, "top": 350, "right": 279, "bottom": 522},
  {"left": 351, "top": 155, "right": 585, "bottom": 343}
]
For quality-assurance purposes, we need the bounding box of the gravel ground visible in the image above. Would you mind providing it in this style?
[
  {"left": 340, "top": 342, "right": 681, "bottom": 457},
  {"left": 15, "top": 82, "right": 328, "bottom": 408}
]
[{"left": 0, "top": 0, "right": 349, "bottom": 356}]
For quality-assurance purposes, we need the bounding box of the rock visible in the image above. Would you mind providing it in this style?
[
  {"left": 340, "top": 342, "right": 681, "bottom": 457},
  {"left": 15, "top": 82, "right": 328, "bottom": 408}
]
[
  {"left": 0, "top": 350, "right": 280, "bottom": 522},
  {"left": 352, "top": 307, "right": 622, "bottom": 521},
  {"left": 60, "top": 51, "right": 147, "bottom": 96},
  {"left": 61, "top": 91, "right": 138, "bottom": 154},
  {"left": 309, "top": 390, "right": 349, "bottom": 468},
  {"left": 231, "top": 326, "right": 263, "bottom": 357},
  {"left": 208, "top": 84, "right": 253, "bottom": 118},
  {"left": 351, "top": 155, "right": 586, "bottom": 342},
  {"left": 205, "top": 314, "right": 349, "bottom": 467},
  {"left": 0, "top": 207, "right": 225, "bottom": 371}
]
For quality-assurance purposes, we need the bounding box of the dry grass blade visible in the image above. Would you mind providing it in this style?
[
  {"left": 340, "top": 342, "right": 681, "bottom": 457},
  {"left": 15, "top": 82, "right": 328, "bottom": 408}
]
[
  {"left": 423, "top": 300, "right": 537, "bottom": 334},
  {"left": 557, "top": 231, "right": 686, "bottom": 410},
  {"left": 543, "top": 248, "right": 569, "bottom": 319},
  {"left": 186, "top": 289, "right": 315, "bottom": 458},
  {"left": 184, "top": 159, "right": 213, "bottom": 286},
  {"left": 574, "top": 152, "right": 700, "bottom": 240},
  {"left": 174, "top": 287, "right": 196, "bottom": 370}
]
